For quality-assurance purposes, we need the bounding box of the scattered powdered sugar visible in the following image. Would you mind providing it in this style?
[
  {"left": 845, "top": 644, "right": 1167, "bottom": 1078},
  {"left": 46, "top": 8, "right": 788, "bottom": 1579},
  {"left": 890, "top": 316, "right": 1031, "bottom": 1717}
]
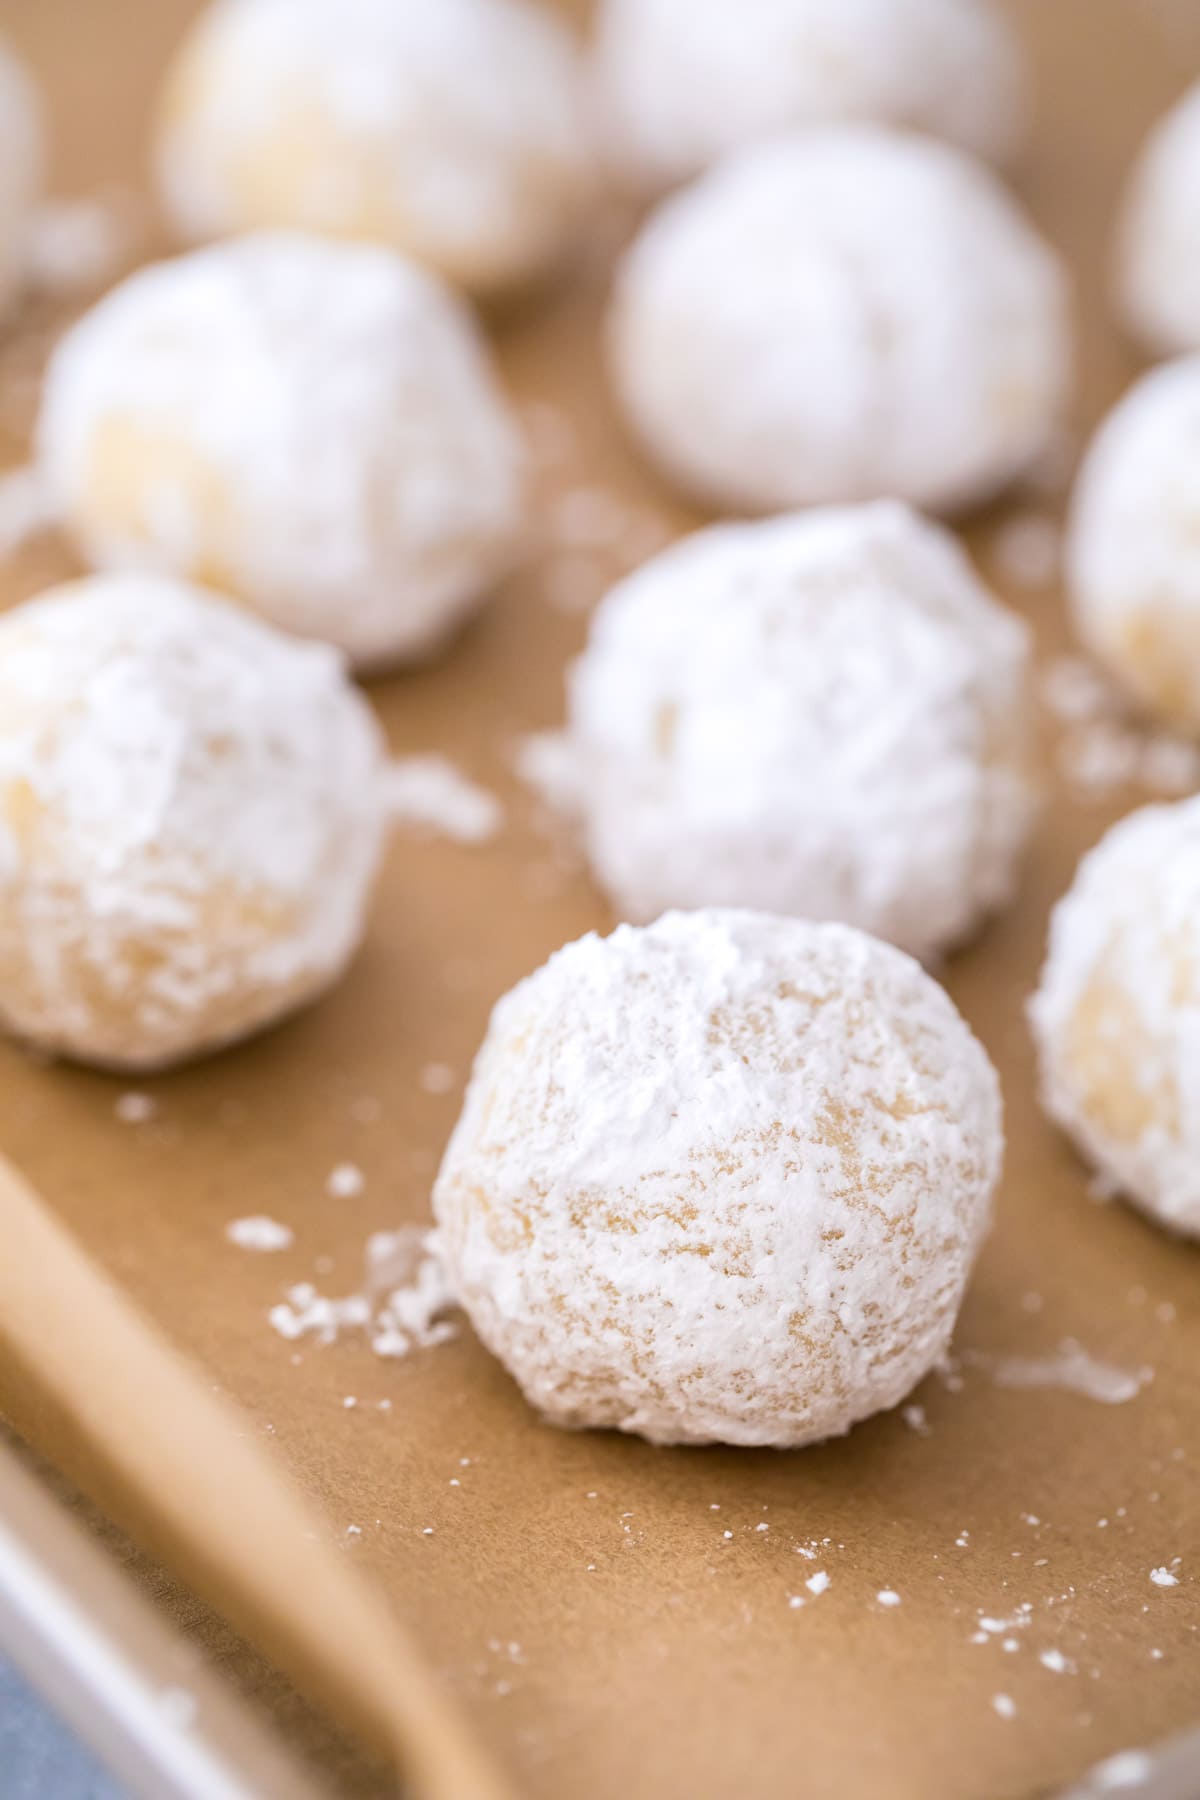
[
  {"left": 965, "top": 1341, "right": 1148, "bottom": 1405},
  {"left": 901, "top": 1403, "right": 931, "bottom": 1436},
  {"left": 512, "top": 731, "right": 585, "bottom": 824},
  {"left": 114, "top": 1091, "right": 157, "bottom": 1124},
  {"left": 268, "top": 1226, "right": 458, "bottom": 1358},
  {"left": 0, "top": 463, "right": 58, "bottom": 558},
  {"left": 420, "top": 1062, "right": 456, "bottom": 1096},
  {"left": 805, "top": 1571, "right": 830, "bottom": 1596},
  {"left": 1040, "top": 654, "right": 1200, "bottom": 800},
  {"left": 1040, "top": 1648, "right": 1074, "bottom": 1673},
  {"left": 382, "top": 755, "right": 504, "bottom": 845},
  {"left": 992, "top": 1694, "right": 1017, "bottom": 1720},
  {"left": 1089, "top": 1749, "right": 1156, "bottom": 1791},
  {"left": 990, "top": 511, "right": 1061, "bottom": 589},
  {"left": 326, "top": 1162, "right": 365, "bottom": 1200},
  {"left": 876, "top": 1590, "right": 901, "bottom": 1608},
  {"left": 25, "top": 192, "right": 144, "bottom": 297},
  {"left": 227, "top": 1215, "right": 294, "bottom": 1252},
  {"left": 1149, "top": 1565, "right": 1179, "bottom": 1587}
]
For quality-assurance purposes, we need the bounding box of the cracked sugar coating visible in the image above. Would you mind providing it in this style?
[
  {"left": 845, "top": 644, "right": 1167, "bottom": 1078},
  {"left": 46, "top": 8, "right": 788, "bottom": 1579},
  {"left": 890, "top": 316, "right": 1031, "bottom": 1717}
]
[
  {"left": 566, "top": 502, "right": 1037, "bottom": 961},
  {"left": 1117, "top": 82, "right": 1200, "bottom": 357},
  {"left": 0, "top": 574, "right": 387, "bottom": 1071},
  {"left": 0, "top": 34, "right": 41, "bottom": 317},
  {"left": 154, "top": 0, "right": 591, "bottom": 297},
  {"left": 434, "top": 910, "right": 1003, "bottom": 1447},
  {"left": 591, "top": 0, "right": 1024, "bottom": 195},
  {"left": 1030, "top": 797, "right": 1200, "bottom": 1239},
  {"left": 1067, "top": 358, "right": 1200, "bottom": 734},
  {"left": 37, "top": 231, "right": 525, "bottom": 671},
  {"left": 609, "top": 127, "right": 1071, "bottom": 516}
]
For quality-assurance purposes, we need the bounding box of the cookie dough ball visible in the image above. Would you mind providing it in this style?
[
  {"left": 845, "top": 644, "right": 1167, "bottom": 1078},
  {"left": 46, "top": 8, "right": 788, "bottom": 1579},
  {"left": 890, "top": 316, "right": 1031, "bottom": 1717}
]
[
  {"left": 1066, "top": 357, "right": 1200, "bottom": 733},
  {"left": 566, "top": 502, "right": 1037, "bottom": 962},
  {"left": 155, "top": 0, "right": 591, "bottom": 298},
  {"left": 435, "top": 910, "right": 1002, "bottom": 1447},
  {"left": 592, "top": 0, "right": 1025, "bottom": 195},
  {"left": 1117, "top": 82, "right": 1200, "bottom": 357},
  {"left": 0, "top": 35, "right": 42, "bottom": 316},
  {"left": 37, "top": 232, "right": 524, "bottom": 670},
  {"left": 1030, "top": 797, "right": 1200, "bottom": 1238},
  {"left": 609, "top": 127, "right": 1071, "bottom": 516},
  {"left": 0, "top": 575, "right": 387, "bottom": 1071}
]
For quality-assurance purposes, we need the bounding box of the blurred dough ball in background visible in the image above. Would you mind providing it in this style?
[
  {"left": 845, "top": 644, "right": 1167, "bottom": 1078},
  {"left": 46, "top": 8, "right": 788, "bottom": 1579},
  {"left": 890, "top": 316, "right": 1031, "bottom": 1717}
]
[
  {"left": 1030, "top": 796, "right": 1200, "bottom": 1240},
  {"left": 566, "top": 500, "right": 1037, "bottom": 963},
  {"left": 591, "top": 0, "right": 1026, "bottom": 195},
  {"left": 609, "top": 128, "right": 1071, "bottom": 517},
  {"left": 0, "top": 33, "right": 43, "bottom": 317},
  {"left": 434, "top": 909, "right": 1003, "bottom": 1448},
  {"left": 1117, "top": 80, "right": 1200, "bottom": 357},
  {"left": 0, "top": 575, "right": 387, "bottom": 1073},
  {"left": 37, "top": 231, "right": 525, "bottom": 671},
  {"left": 154, "top": 0, "right": 592, "bottom": 299},
  {"left": 1067, "top": 356, "right": 1200, "bottom": 733}
]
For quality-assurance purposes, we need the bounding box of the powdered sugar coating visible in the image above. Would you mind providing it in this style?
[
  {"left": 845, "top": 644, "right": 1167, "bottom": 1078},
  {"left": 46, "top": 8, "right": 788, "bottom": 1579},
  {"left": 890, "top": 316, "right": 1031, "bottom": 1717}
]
[
  {"left": 38, "top": 232, "right": 525, "bottom": 670},
  {"left": 1117, "top": 82, "right": 1200, "bottom": 356},
  {"left": 567, "top": 502, "right": 1036, "bottom": 961},
  {"left": 155, "top": 0, "right": 591, "bottom": 297},
  {"left": 0, "top": 35, "right": 41, "bottom": 315},
  {"left": 434, "top": 910, "right": 1002, "bottom": 1447},
  {"left": 1030, "top": 797, "right": 1200, "bottom": 1238},
  {"left": 1067, "top": 358, "right": 1200, "bottom": 731},
  {"left": 609, "top": 127, "right": 1071, "bottom": 516},
  {"left": 591, "top": 0, "right": 1025, "bottom": 194},
  {"left": 0, "top": 575, "right": 387, "bottom": 1071}
]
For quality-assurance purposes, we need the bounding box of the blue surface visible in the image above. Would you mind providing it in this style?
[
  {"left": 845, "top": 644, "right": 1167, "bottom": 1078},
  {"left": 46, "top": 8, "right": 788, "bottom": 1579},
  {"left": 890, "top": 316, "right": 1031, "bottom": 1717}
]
[{"left": 0, "top": 1656, "right": 126, "bottom": 1800}]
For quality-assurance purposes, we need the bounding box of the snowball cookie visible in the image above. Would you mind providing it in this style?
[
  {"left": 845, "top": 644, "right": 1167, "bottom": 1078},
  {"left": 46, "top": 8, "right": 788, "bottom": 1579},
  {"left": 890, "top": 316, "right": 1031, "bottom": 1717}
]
[
  {"left": 1117, "top": 82, "right": 1200, "bottom": 357},
  {"left": 566, "top": 502, "right": 1036, "bottom": 962},
  {"left": 0, "top": 575, "right": 387, "bottom": 1071},
  {"left": 609, "top": 127, "right": 1071, "bottom": 516},
  {"left": 434, "top": 910, "right": 1002, "bottom": 1447},
  {"left": 592, "top": 0, "right": 1025, "bottom": 195},
  {"left": 37, "top": 232, "right": 524, "bottom": 670},
  {"left": 155, "top": 0, "right": 591, "bottom": 298},
  {"left": 1029, "top": 796, "right": 1200, "bottom": 1238},
  {"left": 1065, "top": 357, "right": 1200, "bottom": 733}
]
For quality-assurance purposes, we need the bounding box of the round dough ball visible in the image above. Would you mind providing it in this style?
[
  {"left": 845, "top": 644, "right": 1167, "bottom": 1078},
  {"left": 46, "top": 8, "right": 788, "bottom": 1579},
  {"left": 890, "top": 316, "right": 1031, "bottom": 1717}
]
[
  {"left": 0, "top": 35, "right": 42, "bottom": 316},
  {"left": 592, "top": 0, "right": 1025, "bottom": 195},
  {"left": 609, "top": 127, "right": 1071, "bottom": 516},
  {"left": 1030, "top": 796, "right": 1200, "bottom": 1238},
  {"left": 434, "top": 909, "right": 1002, "bottom": 1447},
  {"left": 37, "top": 231, "right": 525, "bottom": 671},
  {"left": 0, "top": 574, "right": 387, "bottom": 1071},
  {"left": 566, "top": 501, "right": 1037, "bottom": 962},
  {"left": 1066, "top": 357, "right": 1200, "bottom": 733},
  {"left": 155, "top": 0, "right": 591, "bottom": 297},
  {"left": 1117, "top": 81, "right": 1200, "bottom": 357}
]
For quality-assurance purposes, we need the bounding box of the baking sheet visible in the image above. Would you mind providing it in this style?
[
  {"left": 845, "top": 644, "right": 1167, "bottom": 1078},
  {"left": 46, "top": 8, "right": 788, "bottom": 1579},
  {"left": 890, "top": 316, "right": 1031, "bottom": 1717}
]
[{"left": 0, "top": 3, "right": 1198, "bottom": 1796}]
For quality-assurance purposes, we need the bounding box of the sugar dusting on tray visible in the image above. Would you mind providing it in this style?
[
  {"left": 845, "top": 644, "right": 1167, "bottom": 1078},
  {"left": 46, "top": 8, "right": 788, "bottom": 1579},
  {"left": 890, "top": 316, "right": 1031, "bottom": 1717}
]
[
  {"left": 268, "top": 1225, "right": 458, "bottom": 1358},
  {"left": 965, "top": 1340, "right": 1150, "bottom": 1404},
  {"left": 382, "top": 755, "right": 504, "bottom": 845}
]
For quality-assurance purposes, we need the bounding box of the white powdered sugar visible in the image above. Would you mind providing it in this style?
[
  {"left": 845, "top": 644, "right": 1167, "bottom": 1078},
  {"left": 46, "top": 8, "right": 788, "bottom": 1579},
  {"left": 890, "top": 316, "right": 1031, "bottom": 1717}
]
[
  {"left": 566, "top": 502, "right": 1036, "bottom": 961},
  {"left": 434, "top": 909, "right": 1003, "bottom": 1447},
  {"left": 0, "top": 574, "right": 386, "bottom": 1071},
  {"left": 25, "top": 193, "right": 144, "bottom": 298},
  {"left": 268, "top": 1226, "right": 458, "bottom": 1358},
  {"left": 591, "top": 0, "right": 1025, "bottom": 194},
  {"left": 1067, "top": 358, "right": 1200, "bottom": 732},
  {"left": 227, "top": 1215, "right": 295, "bottom": 1252},
  {"left": 1030, "top": 795, "right": 1200, "bottom": 1237},
  {"left": 1117, "top": 80, "right": 1200, "bottom": 356},
  {"left": 38, "top": 231, "right": 525, "bottom": 670},
  {"left": 609, "top": 126, "right": 1070, "bottom": 516},
  {"left": 967, "top": 1342, "right": 1148, "bottom": 1405},
  {"left": 155, "top": 0, "right": 591, "bottom": 297},
  {"left": 1040, "top": 655, "right": 1200, "bottom": 803},
  {"left": 382, "top": 755, "right": 504, "bottom": 846}
]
